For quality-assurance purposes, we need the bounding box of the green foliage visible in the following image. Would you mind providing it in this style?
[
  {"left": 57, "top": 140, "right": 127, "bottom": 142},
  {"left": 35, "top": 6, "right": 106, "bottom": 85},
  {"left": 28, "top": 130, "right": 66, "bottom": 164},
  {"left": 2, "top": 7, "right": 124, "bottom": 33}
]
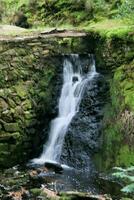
[
  {"left": 121, "top": 183, "right": 134, "bottom": 194},
  {"left": 2, "top": 0, "right": 29, "bottom": 13},
  {"left": 112, "top": 166, "right": 134, "bottom": 195},
  {"left": 117, "top": 0, "right": 134, "bottom": 19},
  {"left": 0, "top": 0, "right": 134, "bottom": 28}
]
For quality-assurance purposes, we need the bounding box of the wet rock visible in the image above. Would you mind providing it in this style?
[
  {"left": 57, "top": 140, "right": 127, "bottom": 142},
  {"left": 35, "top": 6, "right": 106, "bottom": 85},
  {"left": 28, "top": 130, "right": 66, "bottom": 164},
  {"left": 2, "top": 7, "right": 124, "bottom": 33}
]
[
  {"left": 44, "top": 162, "right": 63, "bottom": 174},
  {"left": 61, "top": 73, "right": 107, "bottom": 169},
  {"left": 72, "top": 76, "right": 78, "bottom": 83}
]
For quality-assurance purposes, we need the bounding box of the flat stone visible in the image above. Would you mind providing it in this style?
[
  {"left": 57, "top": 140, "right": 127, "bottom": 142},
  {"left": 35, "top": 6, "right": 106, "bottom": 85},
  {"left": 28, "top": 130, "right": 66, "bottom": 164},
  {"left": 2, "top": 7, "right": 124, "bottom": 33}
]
[
  {"left": 0, "top": 132, "right": 20, "bottom": 143},
  {"left": 3, "top": 122, "right": 20, "bottom": 132},
  {"left": 0, "top": 98, "right": 8, "bottom": 111}
]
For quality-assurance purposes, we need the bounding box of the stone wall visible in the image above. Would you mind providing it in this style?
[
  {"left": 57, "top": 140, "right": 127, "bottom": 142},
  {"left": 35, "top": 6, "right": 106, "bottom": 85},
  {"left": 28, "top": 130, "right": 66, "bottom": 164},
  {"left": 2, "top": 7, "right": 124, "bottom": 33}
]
[
  {"left": 93, "top": 34, "right": 134, "bottom": 170},
  {"left": 0, "top": 35, "right": 89, "bottom": 168}
]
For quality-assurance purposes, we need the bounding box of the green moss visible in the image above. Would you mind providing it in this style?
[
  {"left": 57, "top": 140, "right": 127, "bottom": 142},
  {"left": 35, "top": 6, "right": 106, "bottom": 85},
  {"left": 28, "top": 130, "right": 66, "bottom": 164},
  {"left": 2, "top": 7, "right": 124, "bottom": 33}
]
[
  {"left": 125, "top": 51, "right": 134, "bottom": 61},
  {"left": 114, "top": 68, "right": 124, "bottom": 81},
  {"left": 30, "top": 188, "right": 41, "bottom": 197},
  {"left": 124, "top": 91, "right": 134, "bottom": 111},
  {"left": 3, "top": 122, "right": 20, "bottom": 132},
  {"left": 14, "top": 82, "right": 27, "bottom": 100},
  {"left": 7, "top": 98, "right": 16, "bottom": 108},
  {"left": 24, "top": 111, "right": 34, "bottom": 119},
  {"left": 22, "top": 99, "right": 32, "bottom": 110},
  {"left": 116, "top": 145, "right": 134, "bottom": 166},
  {"left": 0, "top": 143, "right": 9, "bottom": 152},
  {"left": 0, "top": 98, "right": 8, "bottom": 111},
  {"left": 98, "top": 59, "right": 134, "bottom": 171}
]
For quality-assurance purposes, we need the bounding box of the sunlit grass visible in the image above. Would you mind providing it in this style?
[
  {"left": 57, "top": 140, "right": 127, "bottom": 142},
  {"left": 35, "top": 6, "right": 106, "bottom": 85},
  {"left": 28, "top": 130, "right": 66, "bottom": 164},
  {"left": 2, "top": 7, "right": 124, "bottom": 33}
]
[{"left": 82, "top": 19, "right": 134, "bottom": 40}]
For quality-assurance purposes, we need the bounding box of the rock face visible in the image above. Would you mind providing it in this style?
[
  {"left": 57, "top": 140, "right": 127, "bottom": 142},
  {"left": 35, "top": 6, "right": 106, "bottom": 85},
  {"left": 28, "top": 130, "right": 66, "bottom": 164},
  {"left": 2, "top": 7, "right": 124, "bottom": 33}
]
[
  {"left": 93, "top": 33, "right": 134, "bottom": 170},
  {"left": 61, "top": 73, "right": 108, "bottom": 170}
]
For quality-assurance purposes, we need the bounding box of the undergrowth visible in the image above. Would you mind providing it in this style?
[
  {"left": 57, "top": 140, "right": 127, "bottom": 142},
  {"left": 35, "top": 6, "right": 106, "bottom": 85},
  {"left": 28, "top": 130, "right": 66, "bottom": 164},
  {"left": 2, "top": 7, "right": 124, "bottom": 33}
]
[{"left": 0, "top": 0, "right": 134, "bottom": 27}]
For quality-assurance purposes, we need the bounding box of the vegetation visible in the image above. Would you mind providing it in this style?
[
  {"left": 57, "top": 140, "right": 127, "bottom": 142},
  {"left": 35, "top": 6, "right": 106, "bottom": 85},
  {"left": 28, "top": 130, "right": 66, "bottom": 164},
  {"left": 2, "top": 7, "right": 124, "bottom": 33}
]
[
  {"left": 112, "top": 166, "right": 134, "bottom": 195},
  {"left": 0, "top": 0, "right": 134, "bottom": 198},
  {"left": 0, "top": 0, "right": 134, "bottom": 27}
]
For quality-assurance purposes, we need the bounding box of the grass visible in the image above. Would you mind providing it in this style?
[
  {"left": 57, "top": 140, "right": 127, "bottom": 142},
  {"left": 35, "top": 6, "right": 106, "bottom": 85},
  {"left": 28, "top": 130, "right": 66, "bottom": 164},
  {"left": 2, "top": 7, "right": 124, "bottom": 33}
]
[{"left": 82, "top": 19, "right": 134, "bottom": 41}]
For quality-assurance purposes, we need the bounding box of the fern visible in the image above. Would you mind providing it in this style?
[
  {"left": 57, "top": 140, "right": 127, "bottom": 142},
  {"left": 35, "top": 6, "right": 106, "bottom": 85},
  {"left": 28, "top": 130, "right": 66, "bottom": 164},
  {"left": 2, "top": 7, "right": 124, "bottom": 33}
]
[
  {"left": 112, "top": 166, "right": 134, "bottom": 195},
  {"left": 121, "top": 183, "right": 134, "bottom": 194}
]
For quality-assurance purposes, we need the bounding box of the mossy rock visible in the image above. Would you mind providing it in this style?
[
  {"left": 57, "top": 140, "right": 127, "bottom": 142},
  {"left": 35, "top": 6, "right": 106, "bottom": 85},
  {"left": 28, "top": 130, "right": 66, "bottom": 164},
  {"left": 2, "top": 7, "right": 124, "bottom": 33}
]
[
  {"left": 0, "top": 98, "right": 8, "bottom": 111},
  {"left": 22, "top": 99, "right": 32, "bottom": 110},
  {"left": 14, "top": 83, "right": 27, "bottom": 100},
  {"left": 0, "top": 132, "right": 21, "bottom": 143},
  {"left": 0, "top": 143, "right": 9, "bottom": 152},
  {"left": 3, "top": 122, "right": 20, "bottom": 132}
]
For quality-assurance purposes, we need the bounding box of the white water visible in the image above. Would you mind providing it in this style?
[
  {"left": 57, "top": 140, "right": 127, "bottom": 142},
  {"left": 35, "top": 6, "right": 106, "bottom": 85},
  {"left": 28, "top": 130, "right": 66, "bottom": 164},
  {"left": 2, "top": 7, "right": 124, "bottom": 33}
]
[{"left": 32, "top": 54, "right": 96, "bottom": 165}]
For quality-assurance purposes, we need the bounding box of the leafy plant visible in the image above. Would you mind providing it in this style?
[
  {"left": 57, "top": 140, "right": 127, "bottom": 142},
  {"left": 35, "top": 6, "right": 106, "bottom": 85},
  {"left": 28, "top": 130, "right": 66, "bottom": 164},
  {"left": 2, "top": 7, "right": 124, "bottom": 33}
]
[
  {"left": 112, "top": 166, "right": 134, "bottom": 195},
  {"left": 117, "top": 0, "right": 134, "bottom": 20}
]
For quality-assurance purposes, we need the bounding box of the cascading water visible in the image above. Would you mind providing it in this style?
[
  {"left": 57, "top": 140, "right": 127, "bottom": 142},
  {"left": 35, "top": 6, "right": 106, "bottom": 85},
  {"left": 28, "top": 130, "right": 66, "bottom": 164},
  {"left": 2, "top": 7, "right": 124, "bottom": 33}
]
[{"left": 32, "top": 54, "right": 97, "bottom": 165}]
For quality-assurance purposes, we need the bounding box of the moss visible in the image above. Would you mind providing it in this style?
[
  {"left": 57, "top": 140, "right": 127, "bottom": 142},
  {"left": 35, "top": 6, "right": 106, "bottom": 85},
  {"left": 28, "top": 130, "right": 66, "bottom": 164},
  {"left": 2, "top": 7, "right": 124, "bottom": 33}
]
[
  {"left": 7, "top": 98, "right": 16, "bottom": 108},
  {"left": 24, "top": 111, "right": 34, "bottom": 119},
  {"left": 116, "top": 145, "right": 134, "bottom": 166},
  {"left": 125, "top": 51, "right": 134, "bottom": 61},
  {"left": 30, "top": 188, "right": 41, "bottom": 197},
  {"left": 97, "top": 59, "right": 134, "bottom": 171},
  {"left": 0, "top": 132, "right": 21, "bottom": 143},
  {"left": 22, "top": 99, "right": 32, "bottom": 110},
  {"left": 14, "top": 82, "right": 27, "bottom": 99},
  {"left": 0, "top": 143, "right": 9, "bottom": 152},
  {"left": 3, "top": 122, "right": 20, "bottom": 132},
  {"left": 124, "top": 91, "right": 134, "bottom": 111},
  {"left": 0, "top": 98, "right": 8, "bottom": 111}
]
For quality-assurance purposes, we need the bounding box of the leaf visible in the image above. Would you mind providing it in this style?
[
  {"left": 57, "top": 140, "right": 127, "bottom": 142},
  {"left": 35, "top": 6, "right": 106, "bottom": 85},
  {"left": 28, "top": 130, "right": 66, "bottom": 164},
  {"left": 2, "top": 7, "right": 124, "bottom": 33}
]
[
  {"left": 126, "top": 166, "right": 134, "bottom": 172},
  {"left": 121, "top": 183, "right": 134, "bottom": 194},
  {"left": 112, "top": 172, "right": 127, "bottom": 178},
  {"left": 113, "top": 167, "right": 126, "bottom": 172},
  {"left": 126, "top": 175, "right": 134, "bottom": 182}
]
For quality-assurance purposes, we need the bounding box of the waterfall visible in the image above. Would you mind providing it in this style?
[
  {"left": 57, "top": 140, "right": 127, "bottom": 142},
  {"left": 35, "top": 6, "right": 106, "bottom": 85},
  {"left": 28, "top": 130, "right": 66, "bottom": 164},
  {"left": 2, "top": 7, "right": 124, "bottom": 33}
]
[{"left": 32, "top": 54, "right": 97, "bottom": 165}]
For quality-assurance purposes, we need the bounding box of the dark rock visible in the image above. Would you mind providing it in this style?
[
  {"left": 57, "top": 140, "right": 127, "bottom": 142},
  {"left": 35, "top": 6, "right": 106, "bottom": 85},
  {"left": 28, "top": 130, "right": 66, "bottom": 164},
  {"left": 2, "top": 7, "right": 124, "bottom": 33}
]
[
  {"left": 44, "top": 162, "right": 63, "bottom": 174},
  {"left": 11, "top": 12, "right": 30, "bottom": 28},
  {"left": 61, "top": 73, "right": 107, "bottom": 169},
  {"left": 72, "top": 76, "right": 79, "bottom": 83}
]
